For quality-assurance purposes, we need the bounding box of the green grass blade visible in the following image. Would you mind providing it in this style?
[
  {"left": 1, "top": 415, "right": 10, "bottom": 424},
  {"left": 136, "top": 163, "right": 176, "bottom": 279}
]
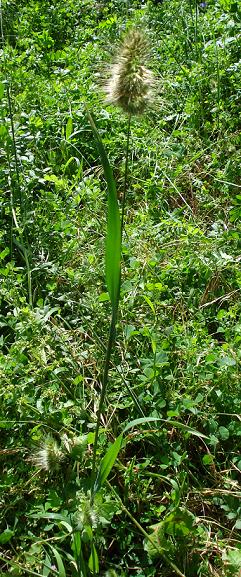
[
  {"left": 88, "top": 543, "right": 99, "bottom": 574},
  {"left": 48, "top": 545, "right": 66, "bottom": 577},
  {"left": 94, "top": 433, "right": 123, "bottom": 495},
  {"left": 86, "top": 108, "right": 121, "bottom": 311},
  {"left": 0, "top": 82, "right": 4, "bottom": 99},
  {"left": 65, "top": 116, "right": 73, "bottom": 140},
  {"left": 123, "top": 417, "right": 207, "bottom": 439}
]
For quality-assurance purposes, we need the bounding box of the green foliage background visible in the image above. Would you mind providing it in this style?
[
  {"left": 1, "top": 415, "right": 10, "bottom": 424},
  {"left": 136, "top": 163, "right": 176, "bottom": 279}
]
[{"left": 0, "top": 0, "right": 241, "bottom": 576}]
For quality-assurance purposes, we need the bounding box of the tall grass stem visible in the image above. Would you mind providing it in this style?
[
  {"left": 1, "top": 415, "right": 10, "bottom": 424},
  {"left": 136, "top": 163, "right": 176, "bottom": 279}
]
[
  {"left": 121, "top": 114, "right": 131, "bottom": 237},
  {"left": 0, "top": 1, "right": 22, "bottom": 210},
  {"left": 90, "top": 305, "right": 118, "bottom": 504}
]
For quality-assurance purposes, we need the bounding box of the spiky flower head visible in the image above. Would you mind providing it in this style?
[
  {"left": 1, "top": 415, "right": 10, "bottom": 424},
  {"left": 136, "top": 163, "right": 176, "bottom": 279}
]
[
  {"left": 105, "top": 29, "right": 155, "bottom": 115},
  {"left": 31, "top": 435, "right": 65, "bottom": 473},
  {"left": 74, "top": 491, "right": 99, "bottom": 531}
]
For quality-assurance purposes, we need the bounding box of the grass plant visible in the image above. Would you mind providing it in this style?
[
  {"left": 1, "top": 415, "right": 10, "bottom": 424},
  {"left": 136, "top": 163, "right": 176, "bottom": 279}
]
[{"left": 89, "top": 28, "right": 155, "bottom": 507}]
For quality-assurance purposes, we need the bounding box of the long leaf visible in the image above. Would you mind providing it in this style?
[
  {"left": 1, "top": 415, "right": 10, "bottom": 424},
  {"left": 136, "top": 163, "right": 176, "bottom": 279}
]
[
  {"left": 65, "top": 116, "right": 73, "bottom": 140},
  {"left": 123, "top": 417, "right": 207, "bottom": 439},
  {"left": 88, "top": 543, "right": 99, "bottom": 574},
  {"left": 86, "top": 108, "right": 121, "bottom": 311},
  {"left": 28, "top": 513, "right": 72, "bottom": 522},
  {"left": 94, "top": 433, "right": 123, "bottom": 495},
  {"left": 48, "top": 545, "right": 66, "bottom": 577}
]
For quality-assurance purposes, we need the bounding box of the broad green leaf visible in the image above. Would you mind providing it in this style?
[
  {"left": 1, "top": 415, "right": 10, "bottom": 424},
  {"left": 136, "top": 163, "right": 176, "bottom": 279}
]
[
  {"left": 48, "top": 546, "right": 66, "bottom": 577},
  {"left": 88, "top": 544, "right": 99, "bottom": 573},
  {"left": 219, "top": 355, "right": 236, "bottom": 367},
  {"left": 202, "top": 454, "right": 214, "bottom": 465},
  {"left": 144, "top": 523, "right": 174, "bottom": 557},
  {"left": 223, "top": 547, "right": 241, "bottom": 570},
  {"left": 86, "top": 107, "right": 121, "bottom": 311},
  {"left": 143, "top": 294, "right": 155, "bottom": 315},
  {"left": 123, "top": 417, "right": 207, "bottom": 439},
  {"left": 65, "top": 116, "right": 73, "bottom": 140},
  {"left": 163, "top": 507, "right": 195, "bottom": 537},
  {"left": 218, "top": 426, "right": 229, "bottom": 440},
  {"left": 0, "top": 82, "right": 4, "bottom": 99},
  {"left": 94, "top": 433, "right": 123, "bottom": 495},
  {"left": 98, "top": 291, "right": 110, "bottom": 302},
  {"left": 0, "top": 125, "right": 8, "bottom": 139},
  {"left": 0, "top": 529, "right": 14, "bottom": 544},
  {"left": 28, "top": 512, "right": 72, "bottom": 523}
]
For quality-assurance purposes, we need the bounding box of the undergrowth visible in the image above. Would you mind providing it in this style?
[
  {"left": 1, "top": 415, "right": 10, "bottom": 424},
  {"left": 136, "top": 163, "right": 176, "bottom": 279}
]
[{"left": 0, "top": 1, "right": 241, "bottom": 576}]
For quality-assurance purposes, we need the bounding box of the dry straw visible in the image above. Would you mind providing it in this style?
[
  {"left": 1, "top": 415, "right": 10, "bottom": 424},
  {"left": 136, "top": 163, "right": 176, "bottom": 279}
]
[{"left": 105, "top": 29, "right": 155, "bottom": 115}]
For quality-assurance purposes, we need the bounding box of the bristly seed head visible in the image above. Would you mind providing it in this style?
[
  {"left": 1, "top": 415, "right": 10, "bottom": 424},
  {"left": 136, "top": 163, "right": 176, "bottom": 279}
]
[
  {"left": 74, "top": 491, "right": 99, "bottom": 530},
  {"left": 31, "top": 435, "right": 65, "bottom": 473},
  {"left": 105, "top": 29, "right": 155, "bottom": 115}
]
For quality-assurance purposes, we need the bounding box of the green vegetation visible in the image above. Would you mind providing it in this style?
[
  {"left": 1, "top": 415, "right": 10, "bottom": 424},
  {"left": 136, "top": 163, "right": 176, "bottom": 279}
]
[{"left": 0, "top": 0, "right": 241, "bottom": 575}]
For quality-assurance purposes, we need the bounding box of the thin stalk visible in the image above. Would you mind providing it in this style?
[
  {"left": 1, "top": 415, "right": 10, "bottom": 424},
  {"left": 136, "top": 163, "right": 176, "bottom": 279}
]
[
  {"left": 13, "top": 238, "right": 33, "bottom": 307},
  {"left": 6, "top": 84, "right": 22, "bottom": 206},
  {"left": 117, "top": 367, "right": 145, "bottom": 417},
  {"left": 0, "top": 0, "right": 32, "bottom": 303},
  {"left": 0, "top": 0, "right": 22, "bottom": 209},
  {"left": 214, "top": 37, "right": 220, "bottom": 132},
  {"left": 0, "top": 1, "right": 14, "bottom": 256},
  {"left": 126, "top": 0, "right": 129, "bottom": 18},
  {"left": 188, "top": 0, "right": 194, "bottom": 26},
  {"left": 121, "top": 113, "right": 131, "bottom": 237},
  {"left": 26, "top": 252, "right": 33, "bottom": 307},
  {"left": 90, "top": 305, "right": 118, "bottom": 503},
  {"left": 6, "top": 139, "right": 14, "bottom": 257},
  {"left": 194, "top": 0, "right": 198, "bottom": 61},
  {"left": 107, "top": 482, "right": 186, "bottom": 577}
]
